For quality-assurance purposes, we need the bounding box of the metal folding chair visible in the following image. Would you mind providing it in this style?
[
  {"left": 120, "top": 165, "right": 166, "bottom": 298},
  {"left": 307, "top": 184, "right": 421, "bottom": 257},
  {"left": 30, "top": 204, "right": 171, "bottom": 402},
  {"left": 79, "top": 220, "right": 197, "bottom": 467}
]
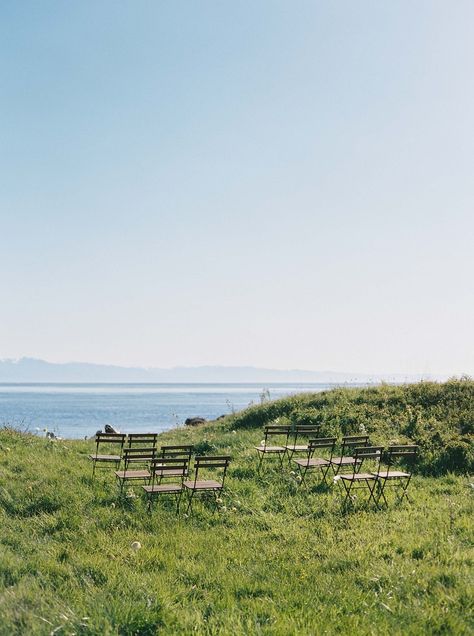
[
  {"left": 293, "top": 437, "right": 337, "bottom": 487},
  {"left": 284, "top": 425, "right": 321, "bottom": 463},
  {"left": 373, "top": 445, "right": 418, "bottom": 506},
  {"left": 337, "top": 446, "right": 384, "bottom": 508},
  {"left": 255, "top": 425, "right": 291, "bottom": 470},
  {"left": 143, "top": 457, "right": 189, "bottom": 514},
  {"left": 183, "top": 455, "right": 231, "bottom": 514},
  {"left": 329, "top": 435, "right": 370, "bottom": 475},
  {"left": 89, "top": 433, "right": 126, "bottom": 477},
  {"left": 114, "top": 447, "right": 156, "bottom": 494},
  {"left": 156, "top": 445, "right": 194, "bottom": 479}
]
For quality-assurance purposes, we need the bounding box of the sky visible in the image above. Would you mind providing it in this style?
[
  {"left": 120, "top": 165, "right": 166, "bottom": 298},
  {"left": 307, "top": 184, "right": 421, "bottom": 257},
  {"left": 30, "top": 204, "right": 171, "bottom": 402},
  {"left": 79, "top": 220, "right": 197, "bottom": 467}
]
[{"left": 1, "top": 1, "right": 473, "bottom": 376}]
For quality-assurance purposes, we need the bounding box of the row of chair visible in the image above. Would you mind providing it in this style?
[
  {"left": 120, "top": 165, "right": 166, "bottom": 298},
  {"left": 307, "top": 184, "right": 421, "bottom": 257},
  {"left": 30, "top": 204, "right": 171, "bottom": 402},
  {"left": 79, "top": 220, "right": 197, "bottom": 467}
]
[
  {"left": 255, "top": 424, "right": 322, "bottom": 469},
  {"left": 89, "top": 433, "right": 196, "bottom": 477},
  {"left": 89, "top": 433, "right": 231, "bottom": 514},
  {"left": 255, "top": 427, "right": 418, "bottom": 508}
]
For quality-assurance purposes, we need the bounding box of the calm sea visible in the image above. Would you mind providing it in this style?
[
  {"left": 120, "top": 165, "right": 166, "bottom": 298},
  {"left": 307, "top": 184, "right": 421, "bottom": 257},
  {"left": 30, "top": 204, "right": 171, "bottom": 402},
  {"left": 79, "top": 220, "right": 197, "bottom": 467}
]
[{"left": 0, "top": 382, "right": 357, "bottom": 439}]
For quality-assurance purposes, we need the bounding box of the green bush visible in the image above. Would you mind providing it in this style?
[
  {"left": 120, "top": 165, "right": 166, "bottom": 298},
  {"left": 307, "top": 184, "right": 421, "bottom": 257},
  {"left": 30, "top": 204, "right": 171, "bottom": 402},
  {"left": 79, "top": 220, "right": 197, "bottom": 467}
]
[{"left": 231, "top": 379, "right": 474, "bottom": 475}]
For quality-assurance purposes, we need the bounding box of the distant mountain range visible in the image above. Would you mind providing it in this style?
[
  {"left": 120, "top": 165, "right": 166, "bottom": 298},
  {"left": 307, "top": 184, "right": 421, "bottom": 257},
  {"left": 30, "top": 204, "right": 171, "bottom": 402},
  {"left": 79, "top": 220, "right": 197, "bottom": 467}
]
[{"left": 0, "top": 357, "right": 438, "bottom": 384}]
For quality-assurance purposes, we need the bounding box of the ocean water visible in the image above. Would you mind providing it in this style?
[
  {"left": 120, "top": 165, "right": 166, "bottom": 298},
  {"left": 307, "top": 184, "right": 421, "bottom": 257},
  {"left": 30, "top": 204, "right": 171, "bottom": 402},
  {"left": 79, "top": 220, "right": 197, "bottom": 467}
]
[{"left": 0, "top": 382, "right": 356, "bottom": 439}]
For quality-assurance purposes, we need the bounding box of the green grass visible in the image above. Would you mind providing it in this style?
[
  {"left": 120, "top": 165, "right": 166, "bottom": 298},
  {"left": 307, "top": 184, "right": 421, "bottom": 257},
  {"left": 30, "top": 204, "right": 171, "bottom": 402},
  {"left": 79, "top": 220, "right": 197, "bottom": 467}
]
[{"left": 0, "top": 382, "right": 473, "bottom": 635}]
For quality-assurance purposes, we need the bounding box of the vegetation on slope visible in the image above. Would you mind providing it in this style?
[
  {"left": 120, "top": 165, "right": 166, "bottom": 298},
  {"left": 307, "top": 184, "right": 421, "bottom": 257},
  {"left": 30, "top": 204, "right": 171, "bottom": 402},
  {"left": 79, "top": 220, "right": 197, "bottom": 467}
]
[
  {"left": 230, "top": 378, "right": 474, "bottom": 475},
  {"left": 0, "top": 380, "right": 473, "bottom": 635}
]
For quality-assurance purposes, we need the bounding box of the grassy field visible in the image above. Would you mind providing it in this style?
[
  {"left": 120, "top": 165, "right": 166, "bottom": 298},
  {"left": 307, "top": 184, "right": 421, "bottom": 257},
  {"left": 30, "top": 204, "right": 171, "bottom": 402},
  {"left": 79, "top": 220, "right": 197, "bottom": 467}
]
[{"left": 0, "top": 381, "right": 473, "bottom": 635}]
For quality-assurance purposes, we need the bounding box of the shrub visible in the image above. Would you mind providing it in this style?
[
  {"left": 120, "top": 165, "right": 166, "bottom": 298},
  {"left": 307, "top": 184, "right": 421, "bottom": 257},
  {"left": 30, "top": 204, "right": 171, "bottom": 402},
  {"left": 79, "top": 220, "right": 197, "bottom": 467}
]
[{"left": 231, "top": 380, "right": 474, "bottom": 475}]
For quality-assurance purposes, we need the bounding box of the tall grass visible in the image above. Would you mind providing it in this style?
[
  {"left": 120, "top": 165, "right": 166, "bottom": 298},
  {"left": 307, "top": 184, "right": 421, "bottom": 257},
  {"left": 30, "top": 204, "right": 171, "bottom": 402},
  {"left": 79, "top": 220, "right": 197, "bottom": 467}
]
[{"left": 0, "top": 381, "right": 473, "bottom": 635}]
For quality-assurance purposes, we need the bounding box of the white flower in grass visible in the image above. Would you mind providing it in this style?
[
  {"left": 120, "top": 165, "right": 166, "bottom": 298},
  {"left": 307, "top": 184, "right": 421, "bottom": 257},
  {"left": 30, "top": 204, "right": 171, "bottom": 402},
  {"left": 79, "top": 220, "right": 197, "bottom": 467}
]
[
  {"left": 131, "top": 541, "right": 141, "bottom": 551},
  {"left": 333, "top": 475, "right": 341, "bottom": 483},
  {"left": 290, "top": 471, "right": 296, "bottom": 476},
  {"left": 232, "top": 430, "right": 237, "bottom": 435},
  {"left": 260, "top": 440, "right": 265, "bottom": 446},
  {"left": 296, "top": 475, "right": 302, "bottom": 482},
  {"left": 231, "top": 507, "right": 237, "bottom": 512},
  {"left": 216, "top": 497, "right": 223, "bottom": 504}
]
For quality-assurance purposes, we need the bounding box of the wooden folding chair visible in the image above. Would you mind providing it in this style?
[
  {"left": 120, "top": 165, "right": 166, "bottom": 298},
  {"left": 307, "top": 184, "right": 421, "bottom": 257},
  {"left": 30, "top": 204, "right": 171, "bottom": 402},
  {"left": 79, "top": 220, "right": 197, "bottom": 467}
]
[
  {"left": 329, "top": 435, "right": 370, "bottom": 475},
  {"left": 373, "top": 445, "right": 418, "bottom": 507},
  {"left": 89, "top": 433, "right": 126, "bottom": 477},
  {"left": 115, "top": 447, "right": 156, "bottom": 494},
  {"left": 156, "top": 445, "right": 194, "bottom": 478},
  {"left": 255, "top": 425, "right": 291, "bottom": 470},
  {"left": 337, "top": 446, "right": 384, "bottom": 508},
  {"left": 293, "top": 437, "right": 337, "bottom": 487},
  {"left": 284, "top": 425, "right": 321, "bottom": 463},
  {"left": 184, "top": 455, "right": 231, "bottom": 514},
  {"left": 143, "top": 457, "right": 189, "bottom": 514}
]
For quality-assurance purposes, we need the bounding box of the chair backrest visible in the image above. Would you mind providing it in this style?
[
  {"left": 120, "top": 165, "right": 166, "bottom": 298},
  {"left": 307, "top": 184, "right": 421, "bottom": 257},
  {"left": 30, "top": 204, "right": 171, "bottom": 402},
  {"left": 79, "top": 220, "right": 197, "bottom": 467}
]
[
  {"left": 122, "top": 447, "right": 156, "bottom": 469},
  {"left": 386, "top": 445, "right": 418, "bottom": 465},
  {"left": 160, "top": 445, "right": 194, "bottom": 460},
  {"left": 293, "top": 425, "right": 321, "bottom": 443},
  {"left": 127, "top": 433, "right": 158, "bottom": 448},
  {"left": 150, "top": 457, "right": 189, "bottom": 481},
  {"left": 192, "top": 455, "right": 231, "bottom": 487},
  {"left": 341, "top": 435, "right": 370, "bottom": 454},
  {"left": 263, "top": 425, "right": 291, "bottom": 445},
  {"left": 95, "top": 433, "right": 126, "bottom": 452},
  {"left": 307, "top": 437, "right": 337, "bottom": 458},
  {"left": 353, "top": 445, "right": 384, "bottom": 463}
]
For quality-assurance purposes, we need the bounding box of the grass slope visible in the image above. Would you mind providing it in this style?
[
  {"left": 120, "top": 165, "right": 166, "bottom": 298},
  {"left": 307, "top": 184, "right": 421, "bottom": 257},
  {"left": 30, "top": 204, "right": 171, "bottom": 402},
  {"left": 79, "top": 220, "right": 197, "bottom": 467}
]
[{"left": 0, "top": 381, "right": 473, "bottom": 635}]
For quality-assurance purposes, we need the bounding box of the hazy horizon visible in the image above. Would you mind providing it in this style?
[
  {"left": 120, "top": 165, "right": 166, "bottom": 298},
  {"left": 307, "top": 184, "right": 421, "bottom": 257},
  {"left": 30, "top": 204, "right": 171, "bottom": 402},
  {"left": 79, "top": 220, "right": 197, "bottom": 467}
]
[
  {"left": 0, "top": 356, "right": 455, "bottom": 383},
  {"left": 1, "top": 3, "right": 473, "bottom": 377}
]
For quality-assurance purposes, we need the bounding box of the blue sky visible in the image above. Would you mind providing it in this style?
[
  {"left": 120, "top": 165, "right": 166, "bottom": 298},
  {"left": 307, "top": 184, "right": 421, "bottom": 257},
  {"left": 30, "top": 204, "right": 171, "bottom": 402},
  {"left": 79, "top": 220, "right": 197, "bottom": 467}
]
[{"left": 1, "top": 2, "right": 473, "bottom": 375}]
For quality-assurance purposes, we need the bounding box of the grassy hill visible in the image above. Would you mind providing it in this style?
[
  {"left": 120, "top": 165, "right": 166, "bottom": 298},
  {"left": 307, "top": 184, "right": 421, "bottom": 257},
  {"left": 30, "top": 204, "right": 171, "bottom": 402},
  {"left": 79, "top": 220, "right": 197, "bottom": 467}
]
[{"left": 0, "top": 380, "right": 473, "bottom": 635}]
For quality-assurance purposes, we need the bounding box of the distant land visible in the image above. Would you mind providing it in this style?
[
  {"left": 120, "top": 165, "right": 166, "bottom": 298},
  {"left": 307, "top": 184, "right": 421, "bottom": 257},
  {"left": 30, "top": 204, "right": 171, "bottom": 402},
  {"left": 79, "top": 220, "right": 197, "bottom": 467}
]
[{"left": 0, "top": 357, "right": 442, "bottom": 384}]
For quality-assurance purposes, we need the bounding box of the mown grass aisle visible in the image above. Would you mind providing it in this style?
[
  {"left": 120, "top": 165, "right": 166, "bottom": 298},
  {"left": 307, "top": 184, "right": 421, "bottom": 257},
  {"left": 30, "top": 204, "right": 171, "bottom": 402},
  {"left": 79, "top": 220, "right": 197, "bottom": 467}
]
[{"left": 0, "top": 382, "right": 473, "bottom": 635}]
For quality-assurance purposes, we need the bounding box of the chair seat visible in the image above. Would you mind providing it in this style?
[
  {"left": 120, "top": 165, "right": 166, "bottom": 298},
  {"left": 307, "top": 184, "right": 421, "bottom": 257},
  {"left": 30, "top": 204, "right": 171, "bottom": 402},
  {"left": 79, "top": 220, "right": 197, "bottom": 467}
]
[
  {"left": 285, "top": 444, "right": 309, "bottom": 452},
  {"left": 339, "top": 472, "right": 376, "bottom": 481},
  {"left": 90, "top": 454, "right": 121, "bottom": 462},
  {"left": 330, "top": 456, "right": 360, "bottom": 465},
  {"left": 255, "top": 446, "right": 286, "bottom": 453},
  {"left": 294, "top": 457, "right": 330, "bottom": 468},
  {"left": 115, "top": 470, "right": 150, "bottom": 480},
  {"left": 183, "top": 480, "right": 223, "bottom": 491},
  {"left": 373, "top": 470, "right": 411, "bottom": 479},
  {"left": 143, "top": 483, "right": 182, "bottom": 494}
]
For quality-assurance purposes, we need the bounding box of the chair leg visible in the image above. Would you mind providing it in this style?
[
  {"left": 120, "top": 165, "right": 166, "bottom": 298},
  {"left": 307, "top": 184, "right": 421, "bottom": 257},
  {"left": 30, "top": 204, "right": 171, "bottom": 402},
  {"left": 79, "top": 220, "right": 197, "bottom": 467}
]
[
  {"left": 365, "top": 479, "right": 378, "bottom": 507},
  {"left": 186, "top": 489, "right": 195, "bottom": 515},
  {"left": 176, "top": 491, "right": 183, "bottom": 515},
  {"left": 339, "top": 479, "right": 353, "bottom": 508},
  {"left": 397, "top": 476, "right": 412, "bottom": 503},
  {"left": 375, "top": 478, "right": 388, "bottom": 507},
  {"left": 297, "top": 465, "right": 308, "bottom": 488},
  {"left": 321, "top": 464, "right": 331, "bottom": 485}
]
